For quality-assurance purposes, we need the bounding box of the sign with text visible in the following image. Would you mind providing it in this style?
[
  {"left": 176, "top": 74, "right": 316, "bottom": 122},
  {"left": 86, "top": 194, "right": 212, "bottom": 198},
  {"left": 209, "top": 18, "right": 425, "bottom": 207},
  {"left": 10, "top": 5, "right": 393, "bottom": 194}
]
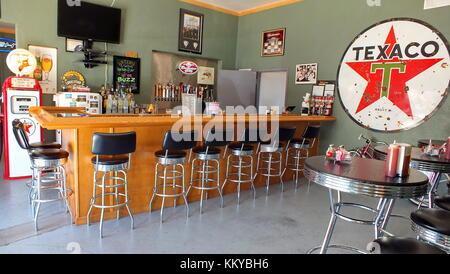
[
  {"left": 337, "top": 18, "right": 450, "bottom": 132},
  {"left": 113, "top": 56, "right": 140, "bottom": 94}
]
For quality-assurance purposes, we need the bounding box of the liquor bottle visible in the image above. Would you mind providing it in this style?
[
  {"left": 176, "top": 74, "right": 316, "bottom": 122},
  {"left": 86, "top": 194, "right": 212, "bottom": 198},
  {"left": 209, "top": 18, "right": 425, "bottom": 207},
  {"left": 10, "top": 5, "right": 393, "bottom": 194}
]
[{"left": 106, "top": 94, "right": 113, "bottom": 114}]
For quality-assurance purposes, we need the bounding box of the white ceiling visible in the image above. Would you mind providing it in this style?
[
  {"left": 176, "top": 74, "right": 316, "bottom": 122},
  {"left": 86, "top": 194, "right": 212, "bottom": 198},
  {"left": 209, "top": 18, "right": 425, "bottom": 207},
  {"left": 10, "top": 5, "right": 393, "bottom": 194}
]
[{"left": 190, "top": 0, "right": 291, "bottom": 12}]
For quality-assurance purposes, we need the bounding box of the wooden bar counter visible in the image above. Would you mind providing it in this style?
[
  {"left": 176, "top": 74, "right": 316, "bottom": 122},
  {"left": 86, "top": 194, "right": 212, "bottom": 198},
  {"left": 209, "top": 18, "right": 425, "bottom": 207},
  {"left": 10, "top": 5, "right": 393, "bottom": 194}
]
[{"left": 30, "top": 107, "right": 336, "bottom": 225}]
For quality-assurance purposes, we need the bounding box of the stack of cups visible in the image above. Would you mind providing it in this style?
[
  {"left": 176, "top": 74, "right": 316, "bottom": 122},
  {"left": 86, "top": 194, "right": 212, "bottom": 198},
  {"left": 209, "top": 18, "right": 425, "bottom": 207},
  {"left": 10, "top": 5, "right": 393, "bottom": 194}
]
[{"left": 385, "top": 143, "right": 412, "bottom": 178}]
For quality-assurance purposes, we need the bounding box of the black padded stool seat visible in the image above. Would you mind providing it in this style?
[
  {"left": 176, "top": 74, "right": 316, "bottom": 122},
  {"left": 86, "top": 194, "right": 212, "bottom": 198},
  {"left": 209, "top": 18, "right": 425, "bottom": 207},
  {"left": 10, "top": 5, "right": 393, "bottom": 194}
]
[
  {"left": 193, "top": 146, "right": 221, "bottom": 155},
  {"left": 411, "top": 209, "right": 450, "bottom": 235},
  {"left": 229, "top": 143, "right": 254, "bottom": 151},
  {"left": 291, "top": 139, "right": 311, "bottom": 145},
  {"left": 435, "top": 196, "right": 450, "bottom": 212},
  {"left": 370, "top": 237, "right": 446, "bottom": 254},
  {"left": 91, "top": 156, "right": 129, "bottom": 166},
  {"left": 155, "top": 150, "right": 187, "bottom": 159},
  {"left": 30, "top": 149, "right": 69, "bottom": 160},
  {"left": 30, "top": 142, "right": 62, "bottom": 150}
]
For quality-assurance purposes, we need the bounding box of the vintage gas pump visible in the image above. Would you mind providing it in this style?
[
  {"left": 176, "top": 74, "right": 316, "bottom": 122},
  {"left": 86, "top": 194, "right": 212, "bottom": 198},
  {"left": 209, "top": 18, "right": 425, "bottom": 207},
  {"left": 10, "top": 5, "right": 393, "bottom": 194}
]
[{"left": 1, "top": 49, "right": 43, "bottom": 180}]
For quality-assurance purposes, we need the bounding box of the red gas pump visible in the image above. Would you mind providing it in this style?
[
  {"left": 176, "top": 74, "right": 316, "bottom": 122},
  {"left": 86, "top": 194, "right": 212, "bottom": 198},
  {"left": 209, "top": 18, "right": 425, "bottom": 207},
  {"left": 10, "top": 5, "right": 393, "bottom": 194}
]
[{"left": 1, "top": 49, "right": 43, "bottom": 180}]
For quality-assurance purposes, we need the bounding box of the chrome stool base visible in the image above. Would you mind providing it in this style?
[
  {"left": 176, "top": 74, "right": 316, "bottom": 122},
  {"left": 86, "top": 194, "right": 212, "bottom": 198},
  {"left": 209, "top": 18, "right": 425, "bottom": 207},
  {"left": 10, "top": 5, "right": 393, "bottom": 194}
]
[
  {"left": 189, "top": 158, "right": 224, "bottom": 213},
  {"left": 149, "top": 163, "right": 189, "bottom": 223},
  {"left": 30, "top": 165, "right": 73, "bottom": 231},
  {"left": 87, "top": 168, "right": 134, "bottom": 238},
  {"left": 282, "top": 147, "right": 309, "bottom": 188},
  {"left": 222, "top": 153, "right": 256, "bottom": 205},
  {"left": 255, "top": 151, "right": 284, "bottom": 194},
  {"left": 307, "top": 245, "right": 368, "bottom": 254}
]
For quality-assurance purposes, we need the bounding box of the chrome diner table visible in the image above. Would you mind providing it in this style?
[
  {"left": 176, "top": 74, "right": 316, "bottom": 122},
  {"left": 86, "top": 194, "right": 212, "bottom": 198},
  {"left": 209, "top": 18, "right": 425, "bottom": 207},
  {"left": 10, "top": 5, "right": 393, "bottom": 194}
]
[
  {"left": 305, "top": 156, "right": 429, "bottom": 254},
  {"left": 374, "top": 145, "right": 450, "bottom": 208}
]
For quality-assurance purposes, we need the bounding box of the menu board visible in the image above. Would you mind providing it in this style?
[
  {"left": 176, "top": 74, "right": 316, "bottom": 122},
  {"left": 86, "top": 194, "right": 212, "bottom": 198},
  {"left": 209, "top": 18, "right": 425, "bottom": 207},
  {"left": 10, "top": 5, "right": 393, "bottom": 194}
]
[{"left": 113, "top": 56, "right": 140, "bottom": 94}]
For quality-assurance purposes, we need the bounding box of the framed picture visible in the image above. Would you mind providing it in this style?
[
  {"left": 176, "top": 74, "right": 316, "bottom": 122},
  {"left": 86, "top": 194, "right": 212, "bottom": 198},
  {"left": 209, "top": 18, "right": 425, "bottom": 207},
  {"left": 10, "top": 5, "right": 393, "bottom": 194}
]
[
  {"left": 66, "top": 38, "right": 83, "bottom": 52},
  {"left": 113, "top": 56, "right": 141, "bottom": 94},
  {"left": 197, "top": 66, "right": 215, "bottom": 85},
  {"left": 178, "top": 9, "right": 204, "bottom": 54},
  {"left": 261, "top": 28, "right": 286, "bottom": 57},
  {"left": 295, "top": 63, "right": 318, "bottom": 85},
  {"left": 27, "top": 45, "right": 57, "bottom": 94}
]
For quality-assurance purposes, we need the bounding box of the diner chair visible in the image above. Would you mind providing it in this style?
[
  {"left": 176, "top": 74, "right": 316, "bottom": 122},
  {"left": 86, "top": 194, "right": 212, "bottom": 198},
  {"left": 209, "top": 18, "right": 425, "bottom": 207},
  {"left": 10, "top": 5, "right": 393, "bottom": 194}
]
[
  {"left": 222, "top": 128, "right": 261, "bottom": 205},
  {"left": 12, "top": 119, "right": 72, "bottom": 231},
  {"left": 283, "top": 125, "right": 320, "bottom": 188},
  {"left": 188, "top": 129, "right": 231, "bottom": 213},
  {"left": 411, "top": 208, "right": 450, "bottom": 252},
  {"left": 150, "top": 130, "right": 197, "bottom": 223},
  {"left": 367, "top": 237, "right": 446, "bottom": 254},
  {"left": 255, "top": 127, "right": 296, "bottom": 194},
  {"left": 435, "top": 196, "right": 450, "bottom": 212},
  {"left": 87, "top": 132, "right": 136, "bottom": 238}
]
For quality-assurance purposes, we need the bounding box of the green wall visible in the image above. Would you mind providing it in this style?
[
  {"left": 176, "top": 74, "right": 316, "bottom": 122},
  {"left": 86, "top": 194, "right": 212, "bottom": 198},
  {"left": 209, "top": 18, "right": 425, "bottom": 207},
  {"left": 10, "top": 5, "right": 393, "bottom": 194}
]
[
  {"left": 0, "top": 0, "right": 239, "bottom": 105},
  {"left": 236, "top": 0, "right": 450, "bottom": 152}
]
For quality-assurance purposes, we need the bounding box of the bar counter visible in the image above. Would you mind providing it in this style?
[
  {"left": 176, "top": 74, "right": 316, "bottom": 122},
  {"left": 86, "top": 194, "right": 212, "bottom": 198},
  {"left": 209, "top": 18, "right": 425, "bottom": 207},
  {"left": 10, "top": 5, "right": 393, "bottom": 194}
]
[{"left": 30, "top": 107, "right": 336, "bottom": 225}]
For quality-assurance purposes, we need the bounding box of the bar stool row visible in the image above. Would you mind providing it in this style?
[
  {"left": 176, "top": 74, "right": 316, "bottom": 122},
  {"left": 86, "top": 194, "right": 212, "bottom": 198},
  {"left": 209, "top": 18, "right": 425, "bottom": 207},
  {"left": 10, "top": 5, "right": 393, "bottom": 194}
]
[{"left": 13, "top": 120, "right": 320, "bottom": 238}]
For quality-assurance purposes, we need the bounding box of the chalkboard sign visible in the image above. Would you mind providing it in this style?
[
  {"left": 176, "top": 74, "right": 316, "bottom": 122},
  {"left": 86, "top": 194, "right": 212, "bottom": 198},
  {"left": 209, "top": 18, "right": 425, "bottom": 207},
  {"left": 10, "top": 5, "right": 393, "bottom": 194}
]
[{"left": 113, "top": 56, "right": 140, "bottom": 94}]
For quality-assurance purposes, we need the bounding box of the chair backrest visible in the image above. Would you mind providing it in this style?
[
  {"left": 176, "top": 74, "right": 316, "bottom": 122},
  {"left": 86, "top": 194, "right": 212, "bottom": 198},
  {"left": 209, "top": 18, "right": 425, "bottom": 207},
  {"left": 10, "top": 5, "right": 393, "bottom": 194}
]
[
  {"left": 92, "top": 132, "right": 137, "bottom": 156},
  {"left": 162, "top": 131, "right": 198, "bottom": 151},
  {"left": 12, "top": 119, "right": 30, "bottom": 150},
  {"left": 239, "top": 128, "right": 264, "bottom": 144},
  {"left": 302, "top": 126, "right": 320, "bottom": 140},
  {"left": 278, "top": 127, "right": 297, "bottom": 142},
  {"left": 204, "top": 129, "right": 232, "bottom": 147}
]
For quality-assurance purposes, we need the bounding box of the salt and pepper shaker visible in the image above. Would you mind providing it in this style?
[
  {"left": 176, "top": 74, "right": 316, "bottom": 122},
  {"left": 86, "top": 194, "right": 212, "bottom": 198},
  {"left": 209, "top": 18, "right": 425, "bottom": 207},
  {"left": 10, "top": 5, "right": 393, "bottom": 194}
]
[
  {"left": 445, "top": 137, "right": 450, "bottom": 160},
  {"left": 396, "top": 143, "right": 412, "bottom": 177}
]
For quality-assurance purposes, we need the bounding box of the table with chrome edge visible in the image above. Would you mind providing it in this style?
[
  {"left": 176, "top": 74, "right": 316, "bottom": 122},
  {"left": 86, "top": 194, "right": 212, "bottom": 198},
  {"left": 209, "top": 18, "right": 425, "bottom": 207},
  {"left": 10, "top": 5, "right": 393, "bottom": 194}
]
[
  {"left": 374, "top": 146, "right": 450, "bottom": 208},
  {"left": 305, "top": 156, "right": 429, "bottom": 254}
]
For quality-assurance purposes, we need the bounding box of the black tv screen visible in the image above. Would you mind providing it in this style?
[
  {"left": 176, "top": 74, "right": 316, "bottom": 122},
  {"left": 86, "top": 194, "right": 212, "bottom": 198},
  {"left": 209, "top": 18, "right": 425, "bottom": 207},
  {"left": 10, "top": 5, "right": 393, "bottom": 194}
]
[{"left": 57, "top": 0, "right": 121, "bottom": 44}]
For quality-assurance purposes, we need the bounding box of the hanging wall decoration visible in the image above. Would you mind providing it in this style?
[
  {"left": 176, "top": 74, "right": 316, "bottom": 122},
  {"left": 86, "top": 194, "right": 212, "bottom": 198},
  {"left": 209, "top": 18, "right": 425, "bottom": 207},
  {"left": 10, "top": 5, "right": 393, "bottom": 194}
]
[
  {"left": 261, "top": 28, "right": 286, "bottom": 57},
  {"left": 337, "top": 18, "right": 450, "bottom": 132},
  {"left": 113, "top": 56, "right": 141, "bottom": 93},
  {"left": 178, "top": 9, "right": 204, "bottom": 55},
  {"left": 295, "top": 63, "right": 318, "bottom": 84},
  {"left": 28, "top": 45, "right": 57, "bottom": 94}
]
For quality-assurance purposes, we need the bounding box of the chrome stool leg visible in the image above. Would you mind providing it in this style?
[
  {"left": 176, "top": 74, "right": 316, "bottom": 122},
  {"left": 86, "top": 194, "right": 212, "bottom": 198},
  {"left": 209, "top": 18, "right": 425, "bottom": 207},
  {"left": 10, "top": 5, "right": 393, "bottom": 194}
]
[{"left": 122, "top": 170, "right": 134, "bottom": 229}]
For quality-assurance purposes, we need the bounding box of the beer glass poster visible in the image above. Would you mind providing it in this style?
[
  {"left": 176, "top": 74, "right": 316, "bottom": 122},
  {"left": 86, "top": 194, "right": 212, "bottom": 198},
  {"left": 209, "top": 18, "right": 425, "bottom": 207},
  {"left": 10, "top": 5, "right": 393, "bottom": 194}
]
[{"left": 28, "top": 45, "right": 57, "bottom": 94}]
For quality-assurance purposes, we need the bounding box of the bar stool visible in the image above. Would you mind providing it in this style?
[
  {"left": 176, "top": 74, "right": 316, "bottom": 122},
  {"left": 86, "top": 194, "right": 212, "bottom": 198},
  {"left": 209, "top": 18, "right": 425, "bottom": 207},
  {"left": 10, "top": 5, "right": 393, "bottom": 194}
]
[
  {"left": 367, "top": 237, "right": 446, "bottom": 254},
  {"left": 222, "top": 128, "right": 260, "bottom": 205},
  {"left": 255, "top": 127, "right": 296, "bottom": 194},
  {"left": 87, "top": 132, "right": 136, "bottom": 238},
  {"left": 411, "top": 208, "right": 450, "bottom": 252},
  {"left": 150, "top": 131, "right": 197, "bottom": 223},
  {"left": 12, "top": 120, "right": 72, "bottom": 231},
  {"left": 283, "top": 126, "right": 320, "bottom": 188},
  {"left": 435, "top": 196, "right": 450, "bottom": 211},
  {"left": 188, "top": 129, "right": 231, "bottom": 213}
]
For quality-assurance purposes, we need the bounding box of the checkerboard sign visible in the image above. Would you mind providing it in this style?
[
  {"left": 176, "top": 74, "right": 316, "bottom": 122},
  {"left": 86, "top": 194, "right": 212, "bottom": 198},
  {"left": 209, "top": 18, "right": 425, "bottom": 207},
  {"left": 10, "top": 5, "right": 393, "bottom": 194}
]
[
  {"left": 337, "top": 18, "right": 450, "bottom": 132},
  {"left": 262, "top": 29, "right": 286, "bottom": 57}
]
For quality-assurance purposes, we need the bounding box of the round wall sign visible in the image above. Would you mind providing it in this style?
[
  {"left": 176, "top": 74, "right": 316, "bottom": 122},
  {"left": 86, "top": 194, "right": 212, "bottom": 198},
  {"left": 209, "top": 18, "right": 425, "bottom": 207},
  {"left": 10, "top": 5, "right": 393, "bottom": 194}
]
[
  {"left": 6, "top": 49, "right": 37, "bottom": 76},
  {"left": 178, "top": 61, "right": 198, "bottom": 75},
  {"left": 337, "top": 18, "right": 450, "bottom": 132}
]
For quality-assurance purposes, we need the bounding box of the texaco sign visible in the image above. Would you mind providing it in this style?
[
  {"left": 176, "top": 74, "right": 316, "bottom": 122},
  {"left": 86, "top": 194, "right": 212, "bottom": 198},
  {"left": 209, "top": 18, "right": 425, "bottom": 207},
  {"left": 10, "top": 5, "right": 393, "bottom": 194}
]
[{"left": 337, "top": 18, "right": 450, "bottom": 132}]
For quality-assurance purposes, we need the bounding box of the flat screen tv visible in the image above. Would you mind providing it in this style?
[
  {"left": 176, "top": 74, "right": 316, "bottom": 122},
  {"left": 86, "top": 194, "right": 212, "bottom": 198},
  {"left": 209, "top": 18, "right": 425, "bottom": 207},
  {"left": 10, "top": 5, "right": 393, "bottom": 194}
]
[{"left": 57, "top": 0, "right": 121, "bottom": 44}]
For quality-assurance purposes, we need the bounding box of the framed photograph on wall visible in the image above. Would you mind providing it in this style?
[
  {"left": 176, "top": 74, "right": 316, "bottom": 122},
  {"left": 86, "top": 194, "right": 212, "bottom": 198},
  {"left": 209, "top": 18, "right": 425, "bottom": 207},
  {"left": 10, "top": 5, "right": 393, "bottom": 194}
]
[
  {"left": 28, "top": 45, "right": 57, "bottom": 94},
  {"left": 261, "top": 28, "right": 286, "bottom": 57},
  {"left": 295, "top": 63, "right": 318, "bottom": 85},
  {"left": 178, "top": 9, "right": 204, "bottom": 55},
  {"left": 66, "top": 38, "right": 83, "bottom": 52}
]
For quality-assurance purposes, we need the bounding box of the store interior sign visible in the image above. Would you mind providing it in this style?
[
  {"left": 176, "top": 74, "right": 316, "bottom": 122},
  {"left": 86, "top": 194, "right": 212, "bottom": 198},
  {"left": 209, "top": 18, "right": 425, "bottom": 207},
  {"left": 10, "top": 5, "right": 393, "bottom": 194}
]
[
  {"left": 337, "top": 18, "right": 450, "bottom": 132},
  {"left": 178, "top": 61, "right": 198, "bottom": 75},
  {"left": 424, "top": 0, "right": 450, "bottom": 9}
]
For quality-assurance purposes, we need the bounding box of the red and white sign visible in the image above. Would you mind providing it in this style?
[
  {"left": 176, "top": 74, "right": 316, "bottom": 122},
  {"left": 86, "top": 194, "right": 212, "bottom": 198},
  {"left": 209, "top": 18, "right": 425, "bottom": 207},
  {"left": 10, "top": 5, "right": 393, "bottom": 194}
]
[
  {"left": 178, "top": 61, "right": 199, "bottom": 75},
  {"left": 337, "top": 18, "right": 450, "bottom": 132}
]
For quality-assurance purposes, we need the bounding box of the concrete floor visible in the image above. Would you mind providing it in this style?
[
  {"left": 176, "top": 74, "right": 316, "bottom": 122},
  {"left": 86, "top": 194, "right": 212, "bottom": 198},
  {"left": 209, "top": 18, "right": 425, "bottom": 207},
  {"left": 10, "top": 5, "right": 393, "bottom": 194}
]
[{"left": 0, "top": 158, "right": 446, "bottom": 254}]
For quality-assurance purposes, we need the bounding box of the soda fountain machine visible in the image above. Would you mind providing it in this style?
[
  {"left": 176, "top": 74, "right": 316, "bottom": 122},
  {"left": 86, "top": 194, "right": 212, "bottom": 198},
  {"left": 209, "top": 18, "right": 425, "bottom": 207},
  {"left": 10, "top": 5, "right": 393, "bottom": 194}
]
[{"left": 1, "top": 49, "right": 43, "bottom": 180}]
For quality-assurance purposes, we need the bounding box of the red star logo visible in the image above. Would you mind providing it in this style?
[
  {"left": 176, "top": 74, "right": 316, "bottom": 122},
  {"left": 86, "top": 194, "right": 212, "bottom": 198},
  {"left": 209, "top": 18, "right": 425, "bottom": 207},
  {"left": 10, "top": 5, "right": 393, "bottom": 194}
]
[
  {"left": 346, "top": 26, "right": 443, "bottom": 117},
  {"left": 24, "top": 123, "right": 33, "bottom": 134}
]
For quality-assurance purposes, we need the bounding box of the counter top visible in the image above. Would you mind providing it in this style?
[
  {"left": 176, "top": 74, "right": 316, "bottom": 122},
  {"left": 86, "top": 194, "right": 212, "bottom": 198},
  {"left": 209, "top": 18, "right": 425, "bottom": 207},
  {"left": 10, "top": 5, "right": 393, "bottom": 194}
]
[{"left": 30, "top": 107, "right": 337, "bottom": 130}]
